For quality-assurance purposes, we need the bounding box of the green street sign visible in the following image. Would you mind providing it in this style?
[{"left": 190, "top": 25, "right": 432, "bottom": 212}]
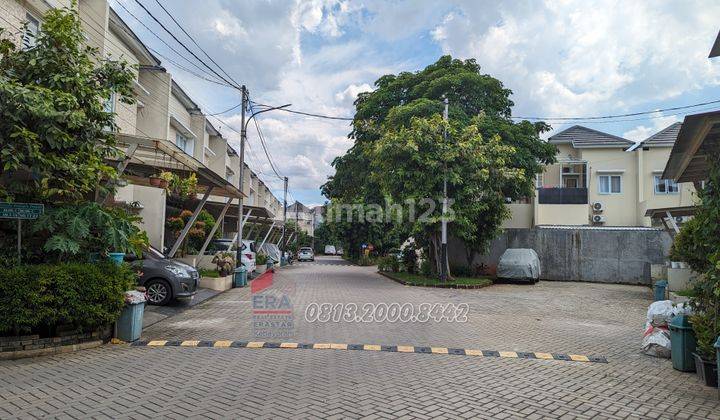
[{"left": 0, "top": 202, "right": 45, "bottom": 220}]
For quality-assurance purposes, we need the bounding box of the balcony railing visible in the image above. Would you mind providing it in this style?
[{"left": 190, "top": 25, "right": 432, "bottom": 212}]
[{"left": 538, "top": 187, "right": 588, "bottom": 205}]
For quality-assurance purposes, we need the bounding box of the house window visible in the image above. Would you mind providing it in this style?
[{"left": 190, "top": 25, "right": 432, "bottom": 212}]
[
  {"left": 22, "top": 13, "right": 40, "bottom": 50},
  {"left": 535, "top": 173, "right": 543, "bottom": 188},
  {"left": 176, "top": 133, "right": 193, "bottom": 155},
  {"left": 103, "top": 92, "right": 116, "bottom": 114},
  {"left": 654, "top": 175, "right": 679, "bottom": 194},
  {"left": 226, "top": 168, "right": 235, "bottom": 184},
  {"left": 599, "top": 175, "right": 622, "bottom": 194}
]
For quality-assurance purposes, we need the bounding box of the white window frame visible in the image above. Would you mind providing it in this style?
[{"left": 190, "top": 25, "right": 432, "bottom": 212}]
[
  {"left": 653, "top": 175, "right": 679, "bottom": 195},
  {"left": 598, "top": 174, "right": 622, "bottom": 195},
  {"left": 176, "top": 132, "right": 193, "bottom": 155},
  {"left": 22, "top": 13, "right": 40, "bottom": 50},
  {"left": 535, "top": 173, "right": 543, "bottom": 188}
]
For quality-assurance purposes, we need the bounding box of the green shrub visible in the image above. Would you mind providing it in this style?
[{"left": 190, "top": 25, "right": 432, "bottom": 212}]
[
  {"left": 420, "top": 259, "right": 431, "bottom": 276},
  {"left": 0, "top": 262, "right": 136, "bottom": 336},
  {"left": 256, "top": 253, "right": 268, "bottom": 265},
  {"left": 377, "top": 255, "right": 400, "bottom": 272},
  {"left": 357, "top": 255, "right": 375, "bottom": 266}
]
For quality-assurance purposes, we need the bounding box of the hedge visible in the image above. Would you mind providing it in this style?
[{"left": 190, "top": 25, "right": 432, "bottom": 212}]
[{"left": 0, "top": 262, "right": 136, "bottom": 336}]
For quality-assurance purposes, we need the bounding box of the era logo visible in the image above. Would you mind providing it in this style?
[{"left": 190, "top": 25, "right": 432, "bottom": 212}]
[{"left": 252, "top": 294, "right": 292, "bottom": 310}]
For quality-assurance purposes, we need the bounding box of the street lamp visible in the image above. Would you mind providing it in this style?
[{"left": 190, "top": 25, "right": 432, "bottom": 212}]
[{"left": 235, "top": 87, "right": 291, "bottom": 268}]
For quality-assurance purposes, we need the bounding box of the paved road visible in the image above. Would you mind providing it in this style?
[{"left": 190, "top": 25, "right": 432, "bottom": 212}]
[{"left": 2, "top": 256, "right": 719, "bottom": 419}]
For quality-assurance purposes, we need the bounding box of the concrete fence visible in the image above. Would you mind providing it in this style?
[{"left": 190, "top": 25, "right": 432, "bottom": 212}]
[{"left": 448, "top": 226, "right": 672, "bottom": 285}]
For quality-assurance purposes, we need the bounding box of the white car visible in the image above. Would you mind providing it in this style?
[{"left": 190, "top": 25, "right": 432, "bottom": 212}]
[
  {"left": 297, "top": 247, "right": 314, "bottom": 261},
  {"left": 324, "top": 245, "right": 336, "bottom": 255},
  {"left": 205, "top": 239, "right": 257, "bottom": 273}
]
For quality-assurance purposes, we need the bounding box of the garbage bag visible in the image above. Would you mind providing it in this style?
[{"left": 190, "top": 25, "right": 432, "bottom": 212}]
[
  {"left": 124, "top": 290, "right": 147, "bottom": 305},
  {"left": 497, "top": 248, "right": 540, "bottom": 280},
  {"left": 645, "top": 300, "right": 693, "bottom": 328},
  {"left": 641, "top": 325, "right": 671, "bottom": 358}
]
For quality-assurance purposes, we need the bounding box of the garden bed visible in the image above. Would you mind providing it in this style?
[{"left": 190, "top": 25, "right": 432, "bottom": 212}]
[
  {"left": 0, "top": 325, "right": 112, "bottom": 360},
  {"left": 379, "top": 271, "right": 493, "bottom": 289}
]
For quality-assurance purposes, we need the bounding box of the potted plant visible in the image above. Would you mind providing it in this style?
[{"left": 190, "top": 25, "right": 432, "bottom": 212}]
[
  {"left": 690, "top": 306, "right": 719, "bottom": 387},
  {"left": 212, "top": 252, "right": 236, "bottom": 277},
  {"left": 256, "top": 253, "right": 268, "bottom": 274},
  {"left": 149, "top": 172, "right": 163, "bottom": 187}
]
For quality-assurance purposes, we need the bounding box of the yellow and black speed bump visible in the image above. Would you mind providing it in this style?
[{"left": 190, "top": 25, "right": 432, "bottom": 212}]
[{"left": 126, "top": 340, "right": 608, "bottom": 364}]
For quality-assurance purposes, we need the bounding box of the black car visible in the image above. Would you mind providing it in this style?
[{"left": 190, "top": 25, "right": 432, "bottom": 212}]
[{"left": 125, "top": 247, "right": 199, "bottom": 305}]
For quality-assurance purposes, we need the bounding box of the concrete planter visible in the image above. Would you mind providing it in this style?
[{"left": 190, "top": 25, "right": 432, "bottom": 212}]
[
  {"left": 256, "top": 265, "right": 267, "bottom": 275},
  {"left": 199, "top": 275, "right": 232, "bottom": 292},
  {"left": 667, "top": 267, "right": 701, "bottom": 292}
]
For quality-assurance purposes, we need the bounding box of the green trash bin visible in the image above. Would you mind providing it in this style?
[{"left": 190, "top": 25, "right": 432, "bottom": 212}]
[
  {"left": 233, "top": 266, "right": 247, "bottom": 288},
  {"left": 669, "top": 314, "right": 696, "bottom": 372},
  {"left": 653, "top": 280, "right": 668, "bottom": 301},
  {"left": 116, "top": 302, "right": 144, "bottom": 342}
]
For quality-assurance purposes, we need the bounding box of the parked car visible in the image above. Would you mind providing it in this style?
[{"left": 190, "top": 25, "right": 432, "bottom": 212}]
[
  {"left": 205, "top": 239, "right": 257, "bottom": 273},
  {"left": 297, "top": 247, "right": 314, "bottom": 261},
  {"left": 388, "top": 248, "right": 402, "bottom": 261},
  {"left": 324, "top": 245, "right": 336, "bottom": 255},
  {"left": 497, "top": 248, "right": 540, "bottom": 283},
  {"left": 335, "top": 247, "right": 343, "bottom": 255},
  {"left": 126, "top": 247, "right": 199, "bottom": 305}
]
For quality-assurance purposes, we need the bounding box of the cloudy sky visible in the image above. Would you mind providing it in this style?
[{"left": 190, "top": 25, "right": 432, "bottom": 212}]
[{"left": 111, "top": 0, "right": 720, "bottom": 206}]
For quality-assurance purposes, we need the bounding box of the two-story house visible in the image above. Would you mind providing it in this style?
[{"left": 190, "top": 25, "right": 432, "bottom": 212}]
[{"left": 508, "top": 124, "right": 697, "bottom": 229}]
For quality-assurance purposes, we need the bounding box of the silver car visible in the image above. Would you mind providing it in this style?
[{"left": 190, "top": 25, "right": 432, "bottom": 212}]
[{"left": 297, "top": 247, "right": 314, "bottom": 261}]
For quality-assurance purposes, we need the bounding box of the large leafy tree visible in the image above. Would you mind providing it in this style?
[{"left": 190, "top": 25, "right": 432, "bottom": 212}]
[
  {"left": 322, "top": 56, "right": 556, "bottom": 269},
  {"left": 0, "top": 5, "right": 139, "bottom": 264},
  {"left": 0, "top": 4, "right": 135, "bottom": 203},
  {"left": 371, "top": 115, "right": 526, "bottom": 271}
]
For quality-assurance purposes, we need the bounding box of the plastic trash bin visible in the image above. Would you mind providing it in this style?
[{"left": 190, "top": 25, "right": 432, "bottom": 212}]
[
  {"left": 669, "top": 314, "right": 697, "bottom": 372},
  {"left": 233, "top": 266, "right": 247, "bottom": 288},
  {"left": 107, "top": 252, "right": 125, "bottom": 265},
  {"left": 116, "top": 302, "right": 144, "bottom": 342},
  {"left": 653, "top": 280, "right": 668, "bottom": 301}
]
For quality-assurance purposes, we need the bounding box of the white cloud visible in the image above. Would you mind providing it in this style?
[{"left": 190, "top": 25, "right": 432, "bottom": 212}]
[
  {"left": 431, "top": 0, "right": 720, "bottom": 122},
  {"left": 334, "top": 83, "right": 372, "bottom": 106},
  {"left": 623, "top": 113, "right": 681, "bottom": 142}
]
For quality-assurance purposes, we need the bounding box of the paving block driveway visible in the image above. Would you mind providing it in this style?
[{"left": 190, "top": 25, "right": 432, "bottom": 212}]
[{"left": 2, "top": 256, "right": 719, "bottom": 419}]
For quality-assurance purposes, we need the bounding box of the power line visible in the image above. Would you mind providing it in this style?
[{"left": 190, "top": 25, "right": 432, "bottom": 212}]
[
  {"left": 131, "top": 0, "right": 240, "bottom": 90},
  {"left": 511, "top": 99, "right": 720, "bottom": 121},
  {"left": 249, "top": 103, "right": 284, "bottom": 179},
  {"left": 152, "top": 0, "right": 242, "bottom": 89},
  {"left": 114, "top": 1, "right": 227, "bottom": 85},
  {"left": 207, "top": 102, "right": 244, "bottom": 116},
  {"left": 251, "top": 101, "right": 354, "bottom": 121}
]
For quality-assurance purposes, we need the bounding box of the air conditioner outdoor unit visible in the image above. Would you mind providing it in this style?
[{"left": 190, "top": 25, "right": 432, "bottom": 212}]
[
  {"left": 592, "top": 214, "right": 606, "bottom": 224},
  {"left": 591, "top": 202, "right": 604, "bottom": 212},
  {"left": 675, "top": 216, "right": 687, "bottom": 224}
]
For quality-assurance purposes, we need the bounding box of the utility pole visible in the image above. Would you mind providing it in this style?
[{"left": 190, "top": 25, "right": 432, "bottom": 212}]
[
  {"left": 295, "top": 201, "right": 299, "bottom": 250},
  {"left": 280, "top": 176, "right": 288, "bottom": 264},
  {"left": 440, "top": 97, "right": 449, "bottom": 282},
  {"left": 236, "top": 85, "right": 248, "bottom": 268}
]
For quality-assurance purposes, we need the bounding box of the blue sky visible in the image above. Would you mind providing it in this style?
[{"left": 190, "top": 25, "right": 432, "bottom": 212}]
[{"left": 111, "top": 0, "right": 720, "bottom": 206}]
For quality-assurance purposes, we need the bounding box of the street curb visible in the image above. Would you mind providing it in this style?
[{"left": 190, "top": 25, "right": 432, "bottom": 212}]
[
  {"left": 377, "top": 271, "right": 493, "bottom": 289},
  {"left": 123, "top": 340, "right": 608, "bottom": 364},
  {"left": 0, "top": 340, "right": 104, "bottom": 360}
]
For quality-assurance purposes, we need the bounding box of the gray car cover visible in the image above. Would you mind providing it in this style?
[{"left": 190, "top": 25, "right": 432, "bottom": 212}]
[{"left": 497, "top": 248, "right": 541, "bottom": 280}]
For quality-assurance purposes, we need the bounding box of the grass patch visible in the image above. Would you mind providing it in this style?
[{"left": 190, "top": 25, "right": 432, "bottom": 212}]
[
  {"left": 674, "top": 288, "right": 697, "bottom": 298},
  {"left": 199, "top": 269, "right": 220, "bottom": 278},
  {"left": 384, "top": 271, "right": 492, "bottom": 288}
]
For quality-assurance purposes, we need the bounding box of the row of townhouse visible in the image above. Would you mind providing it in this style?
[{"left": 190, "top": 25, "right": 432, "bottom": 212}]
[
  {"left": 504, "top": 124, "right": 697, "bottom": 229},
  {"left": 2, "top": 0, "right": 287, "bottom": 253}
]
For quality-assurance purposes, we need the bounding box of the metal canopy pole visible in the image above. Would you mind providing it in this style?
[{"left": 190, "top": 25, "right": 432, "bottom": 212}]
[
  {"left": 259, "top": 221, "right": 276, "bottom": 250},
  {"left": 99, "top": 143, "right": 138, "bottom": 205},
  {"left": 197, "top": 198, "right": 232, "bottom": 260},
  {"left": 167, "top": 188, "right": 212, "bottom": 258}
]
